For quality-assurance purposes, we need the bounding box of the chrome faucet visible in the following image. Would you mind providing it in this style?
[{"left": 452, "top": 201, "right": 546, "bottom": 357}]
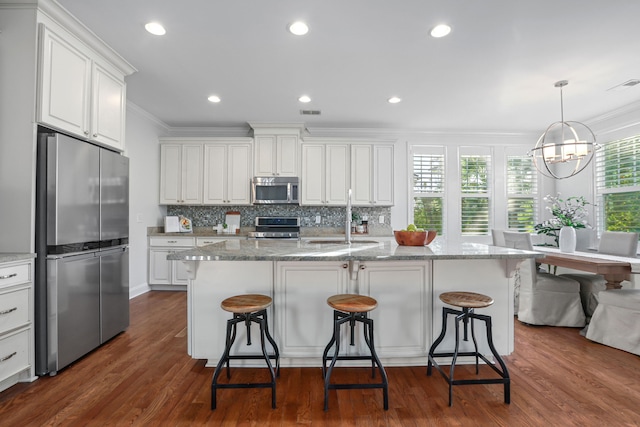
[{"left": 345, "top": 188, "right": 352, "bottom": 244}]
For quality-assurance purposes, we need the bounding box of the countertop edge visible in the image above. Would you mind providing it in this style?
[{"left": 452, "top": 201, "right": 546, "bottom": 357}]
[{"left": 0, "top": 253, "right": 37, "bottom": 264}]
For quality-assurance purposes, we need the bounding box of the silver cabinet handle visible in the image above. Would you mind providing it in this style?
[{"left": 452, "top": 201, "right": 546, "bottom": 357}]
[
  {"left": 342, "top": 264, "right": 348, "bottom": 269},
  {"left": 93, "top": 133, "right": 98, "bottom": 138},
  {"left": 0, "top": 352, "right": 17, "bottom": 363},
  {"left": 167, "top": 240, "right": 178, "bottom": 243},
  {"left": 0, "top": 273, "right": 17, "bottom": 280},
  {"left": 0, "top": 307, "right": 17, "bottom": 315}
]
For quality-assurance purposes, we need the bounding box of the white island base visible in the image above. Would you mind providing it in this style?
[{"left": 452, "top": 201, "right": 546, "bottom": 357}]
[{"left": 185, "top": 256, "right": 517, "bottom": 368}]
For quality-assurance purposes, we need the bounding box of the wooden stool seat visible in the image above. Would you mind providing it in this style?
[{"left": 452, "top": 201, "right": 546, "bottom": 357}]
[
  {"left": 439, "top": 291, "right": 493, "bottom": 309},
  {"left": 221, "top": 294, "right": 272, "bottom": 313},
  {"left": 327, "top": 294, "right": 378, "bottom": 313}
]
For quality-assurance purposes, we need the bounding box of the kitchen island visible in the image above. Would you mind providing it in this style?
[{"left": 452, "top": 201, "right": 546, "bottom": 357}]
[{"left": 169, "top": 239, "right": 541, "bottom": 367}]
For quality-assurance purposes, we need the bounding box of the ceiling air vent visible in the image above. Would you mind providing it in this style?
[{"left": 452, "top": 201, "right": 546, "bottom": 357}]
[
  {"left": 607, "top": 79, "right": 640, "bottom": 91},
  {"left": 300, "top": 109, "right": 321, "bottom": 115}
]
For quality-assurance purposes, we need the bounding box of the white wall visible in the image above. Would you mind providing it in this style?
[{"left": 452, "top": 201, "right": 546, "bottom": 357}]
[{"left": 125, "top": 103, "right": 168, "bottom": 297}]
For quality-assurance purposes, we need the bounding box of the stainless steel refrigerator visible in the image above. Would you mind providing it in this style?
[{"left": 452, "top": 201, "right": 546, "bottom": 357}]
[{"left": 35, "top": 131, "right": 130, "bottom": 376}]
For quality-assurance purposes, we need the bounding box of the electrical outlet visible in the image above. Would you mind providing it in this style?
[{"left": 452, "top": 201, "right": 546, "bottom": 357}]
[
  {"left": 136, "top": 213, "right": 143, "bottom": 223},
  {"left": 379, "top": 215, "right": 385, "bottom": 224},
  {"left": 316, "top": 215, "right": 321, "bottom": 224}
]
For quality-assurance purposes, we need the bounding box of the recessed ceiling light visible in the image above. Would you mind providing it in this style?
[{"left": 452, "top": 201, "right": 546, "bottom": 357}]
[
  {"left": 145, "top": 22, "right": 166, "bottom": 36},
  {"left": 388, "top": 97, "right": 402, "bottom": 104},
  {"left": 207, "top": 95, "right": 221, "bottom": 103},
  {"left": 298, "top": 95, "right": 311, "bottom": 103},
  {"left": 288, "top": 21, "right": 309, "bottom": 36},
  {"left": 430, "top": 24, "right": 451, "bottom": 38}
]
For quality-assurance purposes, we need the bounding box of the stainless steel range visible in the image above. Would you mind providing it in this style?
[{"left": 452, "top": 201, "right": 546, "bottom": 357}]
[{"left": 248, "top": 217, "right": 300, "bottom": 239}]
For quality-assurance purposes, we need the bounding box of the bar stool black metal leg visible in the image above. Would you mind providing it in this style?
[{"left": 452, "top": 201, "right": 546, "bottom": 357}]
[
  {"left": 261, "top": 309, "right": 280, "bottom": 377},
  {"left": 324, "top": 314, "right": 343, "bottom": 411},
  {"left": 322, "top": 310, "right": 340, "bottom": 379},
  {"left": 256, "top": 315, "right": 277, "bottom": 409},
  {"left": 363, "top": 316, "right": 389, "bottom": 410},
  {"left": 428, "top": 306, "right": 451, "bottom": 375},
  {"left": 470, "top": 313, "right": 480, "bottom": 374},
  {"left": 212, "top": 317, "right": 239, "bottom": 410},
  {"left": 479, "top": 313, "right": 511, "bottom": 404}
]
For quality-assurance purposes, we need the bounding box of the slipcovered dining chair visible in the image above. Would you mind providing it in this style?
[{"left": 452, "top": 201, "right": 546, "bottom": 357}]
[
  {"left": 495, "top": 230, "right": 586, "bottom": 327},
  {"left": 561, "top": 231, "right": 639, "bottom": 318},
  {"left": 585, "top": 289, "right": 640, "bottom": 356}
]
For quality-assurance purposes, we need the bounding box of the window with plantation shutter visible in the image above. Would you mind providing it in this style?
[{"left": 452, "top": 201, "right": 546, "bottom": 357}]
[
  {"left": 595, "top": 135, "right": 640, "bottom": 233},
  {"left": 506, "top": 155, "right": 537, "bottom": 232},
  {"left": 460, "top": 150, "right": 491, "bottom": 235},
  {"left": 411, "top": 146, "right": 444, "bottom": 234}
]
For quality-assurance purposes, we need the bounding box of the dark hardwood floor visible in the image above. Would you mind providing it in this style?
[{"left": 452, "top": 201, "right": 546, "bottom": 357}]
[{"left": 1, "top": 291, "right": 639, "bottom": 426}]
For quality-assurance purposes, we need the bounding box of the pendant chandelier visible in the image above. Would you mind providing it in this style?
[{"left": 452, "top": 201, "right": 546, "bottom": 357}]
[{"left": 529, "top": 80, "right": 599, "bottom": 179}]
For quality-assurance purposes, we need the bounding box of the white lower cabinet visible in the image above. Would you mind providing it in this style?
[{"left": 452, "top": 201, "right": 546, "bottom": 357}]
[
  {"left": 148, "top": 237, "right": 195, "bottom": 289},
  {"left": 275, "top": 261, "right": 350, "bottom": 358},
  {"left": 189, "top": 261, "right": 274, "bottom": 361},
  {"left": 274, "top": 260, "right": 431, "bottom": 362},
  {"left": 358, "top": 261, "right": 431, "bottom": 359},
  {"left": 0, "top": 258, "right": 35, "bottom": 392}
]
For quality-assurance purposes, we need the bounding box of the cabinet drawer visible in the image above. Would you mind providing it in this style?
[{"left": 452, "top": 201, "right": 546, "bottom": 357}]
[
  {"left": 0, "top": 264, "right": 30, "bottom": 289},
  {"left": 0, "top": 329, "right": 30, "bottom": 381},
  {"left": 0, "top": 288, "right": 30, "bottom": 335},
  {"left": 149, "top": 237, "right": 195, "bottom": 247},
  {"left": 196, "top": 237, "right": 227, "bottom": 247}
]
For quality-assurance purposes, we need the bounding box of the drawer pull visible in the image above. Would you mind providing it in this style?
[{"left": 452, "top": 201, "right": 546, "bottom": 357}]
[
  {"left": 167, "top": 240, "right": 178, "bottom": 243},
  {"left": 0, "top": 352, "right": 17, "bottom": 363},
  {"left": 0, "top": 273, "right": 17, "bottom": 280},
  {"left": 0, "top": 307, "right": 17, "bottom": 315}
]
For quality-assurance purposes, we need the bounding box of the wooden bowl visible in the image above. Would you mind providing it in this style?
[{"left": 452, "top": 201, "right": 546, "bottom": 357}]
[{"left": 394, "top": 230, "right": 437, "bottom": 246}]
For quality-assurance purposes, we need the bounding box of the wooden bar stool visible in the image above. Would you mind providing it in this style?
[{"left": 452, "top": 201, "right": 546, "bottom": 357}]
[
  {"left": 321, "top": 294, "right": 389, "bottom": 411},
  {"left": 211, "top": 294, "right": 280, "bottom": 410},
  {"left": 427, "top": 291, "right": 510, "bottom": 406}
]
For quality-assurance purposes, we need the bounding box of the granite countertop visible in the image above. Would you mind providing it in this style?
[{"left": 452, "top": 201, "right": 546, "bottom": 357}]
[
  {"left": 167, "top": 239, "right": 543, "bottom": 262},
  {"left": 0, "top": 253, "right": 36, "bottom": 264}
]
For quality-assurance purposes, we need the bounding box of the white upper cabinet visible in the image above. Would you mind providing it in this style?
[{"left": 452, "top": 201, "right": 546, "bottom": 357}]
[
  {"left": 351, "top": 144, "right": 394, "bottom": 206},
  {"left": 160, "top": 143, "right": 203, "bottom": 205},
  {"left": 38, "top": 24, "right": 126, "bottom": 151},
  {"left": 203, "top": 141, "right": 252, "bottom": 205},
  {"left": 301, "top": 143, "right": 349, "bottom": 206},
  {"left": 254, "top": 134, "right": 299, "bottom": 177}
]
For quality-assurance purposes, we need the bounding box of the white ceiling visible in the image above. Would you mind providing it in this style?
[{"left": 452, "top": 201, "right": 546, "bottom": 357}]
[{"left": 56, "top": 0, "right": 640, "bottom": 133}]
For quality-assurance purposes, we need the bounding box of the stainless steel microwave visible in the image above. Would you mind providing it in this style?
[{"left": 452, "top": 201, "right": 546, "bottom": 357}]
[{"left": 251, "top": 177, "right": 299, "bottom": 205}]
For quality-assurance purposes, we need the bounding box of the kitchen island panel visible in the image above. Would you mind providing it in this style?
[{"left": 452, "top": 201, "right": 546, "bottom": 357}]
[
  {"left": 360, "top": 261, "right": 431, "bottom": 361},
  {"left": 432, "top": 259, "right": 515, "bottom": 357},
  {"left": 275, "top": 261, "right": 350, "bottom": 359},
  {"left": 188, "top": 261, "right": 274, "bottom": 361}
]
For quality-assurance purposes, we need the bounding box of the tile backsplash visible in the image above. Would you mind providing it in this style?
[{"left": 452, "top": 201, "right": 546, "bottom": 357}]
[{"left": 167, "top": 205, "right": 392, "bottom": 234}]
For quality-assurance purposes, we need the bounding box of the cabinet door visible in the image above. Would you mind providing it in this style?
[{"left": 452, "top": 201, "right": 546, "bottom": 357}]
[
  {"left": 39, "top": 25, "right": 91, "bottom": 138},
  {"left": 181, "top": 145, "right": 203, "bottom": 204},
  {"left": 203, "top": 144, "right": 227, "bottom": 204},
  {"left": 276, "top": 135, "right": 298, "bottom": 176},
  {"left": 254, "top": 135, "right": 276, "bottom": 176},
  {"left": 301, "top": 144, "right": 325, "bottom": 205},
  {"left": 91, "top": 62, "right": 125, "bottom": 151},
  {"left": 351, "top": 144, "right": 373, "bottom": 205},
  {"left": 325, "top": 144, "right": 349, "bottom": 205},
  {"left": 148, "top": 249, "right": 171, "bottom": 285},
  {"left": 159, "top": 145, "right": 181, "bottom": 204},
  {"left": 172, "top": 259, "right": 190, "bottom": 285},
  {"left": 358, "top": 261, "right": 430, "bottom": 358},
  {"left": 227, "top": 144, "right": 252, "bottom": 205},
  {"left": 373, "top": 145, "right": 394, "bottom": 206},
  {"left": 275, "top": 261, "right": 350, "bottom": 357}
]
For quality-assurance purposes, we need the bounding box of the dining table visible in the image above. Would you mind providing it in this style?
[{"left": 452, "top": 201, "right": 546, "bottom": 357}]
[{"left": 534, "top": 246, "right": 640, "bottom": 289}]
